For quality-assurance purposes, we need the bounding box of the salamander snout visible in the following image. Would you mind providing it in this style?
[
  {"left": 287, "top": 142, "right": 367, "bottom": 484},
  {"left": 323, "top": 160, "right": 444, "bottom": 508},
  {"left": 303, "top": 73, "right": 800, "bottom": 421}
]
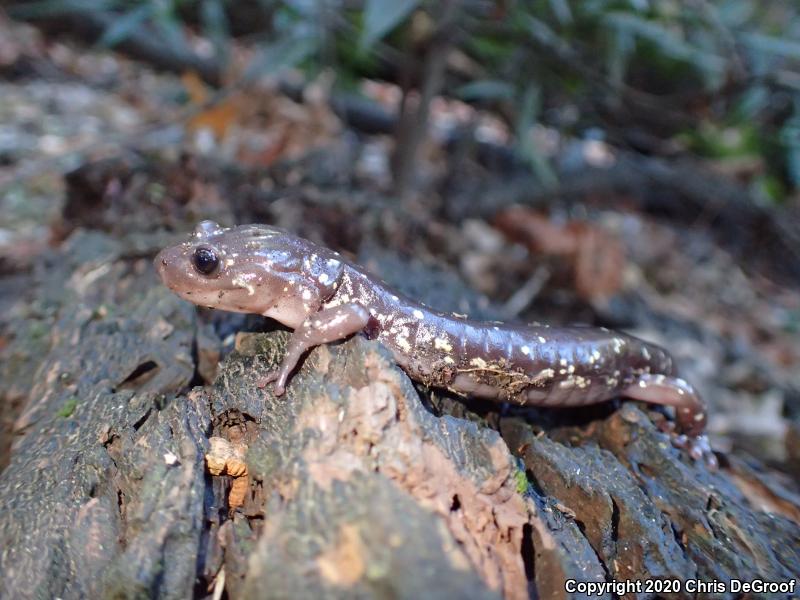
[
  {"left": 154, "top": 246, "right": 184, "bottom": 289},
  {"left": 154, "top": 250, "right": 167, "bottom": 280}
]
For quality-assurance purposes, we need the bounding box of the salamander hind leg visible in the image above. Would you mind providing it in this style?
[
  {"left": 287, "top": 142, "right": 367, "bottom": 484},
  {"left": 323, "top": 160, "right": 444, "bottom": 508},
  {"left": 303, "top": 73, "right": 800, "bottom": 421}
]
[{"left": 621, "top": 374, "right": 717, "bottom": 469}]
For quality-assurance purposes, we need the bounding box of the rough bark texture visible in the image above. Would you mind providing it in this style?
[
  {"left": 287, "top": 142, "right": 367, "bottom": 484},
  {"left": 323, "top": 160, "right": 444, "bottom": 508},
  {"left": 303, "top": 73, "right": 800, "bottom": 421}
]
[{"left": 1, "top": 223, "right": 799, "bottom": 599}]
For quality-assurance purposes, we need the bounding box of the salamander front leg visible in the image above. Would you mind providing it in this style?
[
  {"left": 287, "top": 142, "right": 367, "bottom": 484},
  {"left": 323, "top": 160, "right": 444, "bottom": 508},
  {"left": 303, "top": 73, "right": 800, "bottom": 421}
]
[
  {"left": 622, "top": 374, "right": 717, "bottom": 469},
  {"left": 260, "top": 303, "right": 370, "bottom": 396}
]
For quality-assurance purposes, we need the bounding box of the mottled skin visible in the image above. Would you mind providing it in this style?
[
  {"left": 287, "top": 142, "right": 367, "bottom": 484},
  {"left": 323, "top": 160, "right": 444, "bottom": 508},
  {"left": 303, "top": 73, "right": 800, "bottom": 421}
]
[{"left": 156, "top": 221, "right": 714, "bottom": 464}]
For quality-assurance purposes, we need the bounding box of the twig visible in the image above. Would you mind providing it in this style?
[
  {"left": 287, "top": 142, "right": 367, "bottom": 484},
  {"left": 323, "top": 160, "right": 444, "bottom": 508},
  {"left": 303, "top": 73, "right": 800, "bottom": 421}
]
[
  {"left": 501, "top": 266, "right": 550, "bottom": 319},
  {"left": 391, "top": 0, "right": 461, "bottom": 196}
]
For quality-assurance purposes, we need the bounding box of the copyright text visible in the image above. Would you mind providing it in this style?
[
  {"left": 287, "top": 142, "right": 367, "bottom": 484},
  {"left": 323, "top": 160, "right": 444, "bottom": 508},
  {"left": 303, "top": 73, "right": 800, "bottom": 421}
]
[{"left": 565, "top": 578, "right": 797, "bottom": 596}]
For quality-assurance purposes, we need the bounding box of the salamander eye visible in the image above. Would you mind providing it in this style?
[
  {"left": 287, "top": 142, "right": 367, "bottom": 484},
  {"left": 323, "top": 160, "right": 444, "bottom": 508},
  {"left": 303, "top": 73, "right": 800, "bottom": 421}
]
[{"left": 191, "top": 247, "right": 219, "bottom": 275}]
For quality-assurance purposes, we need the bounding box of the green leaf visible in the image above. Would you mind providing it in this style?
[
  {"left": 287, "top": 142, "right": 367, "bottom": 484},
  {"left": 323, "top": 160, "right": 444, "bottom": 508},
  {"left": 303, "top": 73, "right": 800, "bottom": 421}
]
[
  {"left": 780, "top": 102, "right": 800, "bottom": 189},
  {"left": 8, "top": 0, "right": 118, "bottom": 19},
  {"left": 97, "top": 4, "right": 157, "bottom": 48},
  {"left": 548, "top": 0, "right": 572, "bottom": 24},
  {"left": 201, "top": 0, "right": 231, "bottom": 61},
  {"left": 741, "top": 33, "right": 800, "bottom": 61},
  {"left": 360, "top": 0, "right": 420, "bottom": 51},
  {"left": 456, "top": 80, "right": 515, "bottom": 102},
  {"left": 604, "top": 12, "right": 726, "bottom": 76},
  {"left": 606, "top": 25, "right": 634, "bottom": 90},
  {"left": 245, "top": 34, "right": 318, "bottom": 79},
  {"left": 752, "top": 174, "right": 786, "bottom": 204},
  {"left": 626, "top": 0, "right": 649, "bottom": 11},
  {"left": 734, "top": 86, "right": 768, "bottom": 120},
  {"left": 201, "top": 0, "right": 229, "bottom": 39},
  {"left": 154, "top": 8, "right": 189, "bottom": 47},
  {"left": 716, "top": 0, "right": 755, "bottom": 27},
  {"left": 515, "top": 84, "right": 558, "bottom": 189},
  {"left": 467, "top": 36, "right": 516, "bottom": 62}
]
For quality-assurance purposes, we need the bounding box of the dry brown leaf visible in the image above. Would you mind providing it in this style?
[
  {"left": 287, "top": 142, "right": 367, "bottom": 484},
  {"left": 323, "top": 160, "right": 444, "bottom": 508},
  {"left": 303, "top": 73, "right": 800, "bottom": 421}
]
[
  {"left": 182, "top": 71, "right": 243, "bottom": 141},
  {"left": 494, "top": 207, "right": 576, "bottom": 256},
  {"left": 206, "top": 436, "right": 249, "bottom": 509},
  {"left": 494, "top": 207, "right": 626, "bottom": 301},
  {"left": 570, "top": 222, "right": 625, "bottom": 301}
]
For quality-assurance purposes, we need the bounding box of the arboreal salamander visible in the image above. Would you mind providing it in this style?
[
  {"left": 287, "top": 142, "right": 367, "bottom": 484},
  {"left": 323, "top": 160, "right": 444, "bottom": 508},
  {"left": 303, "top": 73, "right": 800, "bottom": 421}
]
[{"left": 156, "top": 221, "right": 714, "bottom": 465}]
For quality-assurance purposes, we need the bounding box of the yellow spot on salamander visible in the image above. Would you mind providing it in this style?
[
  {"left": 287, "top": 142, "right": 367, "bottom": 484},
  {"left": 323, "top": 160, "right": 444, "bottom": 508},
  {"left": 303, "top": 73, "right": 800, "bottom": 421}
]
[
  {"left": 533, "top": 368, "right": 554, "bottom": 382},
  {"left": 232, "top": 274, "right": 255, "bottom": 295},
  {"left": 434, "top": 337, "right": 453, "bottom": 352}
]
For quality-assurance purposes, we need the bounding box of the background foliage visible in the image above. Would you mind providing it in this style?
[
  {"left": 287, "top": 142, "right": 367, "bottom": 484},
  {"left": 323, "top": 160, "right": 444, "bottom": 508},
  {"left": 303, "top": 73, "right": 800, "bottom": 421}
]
[{"left": 9, "top": 0, "right": 800, "bottom": 200}]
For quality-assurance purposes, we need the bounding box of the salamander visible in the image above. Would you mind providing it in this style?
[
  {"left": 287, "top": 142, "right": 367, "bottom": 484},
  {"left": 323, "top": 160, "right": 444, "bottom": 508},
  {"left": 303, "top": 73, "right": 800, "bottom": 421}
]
[{"left": 155, "top": 221, "right": 715, "bottom": 465}]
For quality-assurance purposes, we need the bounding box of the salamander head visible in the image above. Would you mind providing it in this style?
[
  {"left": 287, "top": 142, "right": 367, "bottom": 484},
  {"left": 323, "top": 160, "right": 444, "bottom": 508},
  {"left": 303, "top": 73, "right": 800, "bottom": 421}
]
[{"left": 155, "top": 220, "right": 293, "bottom": 315}]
